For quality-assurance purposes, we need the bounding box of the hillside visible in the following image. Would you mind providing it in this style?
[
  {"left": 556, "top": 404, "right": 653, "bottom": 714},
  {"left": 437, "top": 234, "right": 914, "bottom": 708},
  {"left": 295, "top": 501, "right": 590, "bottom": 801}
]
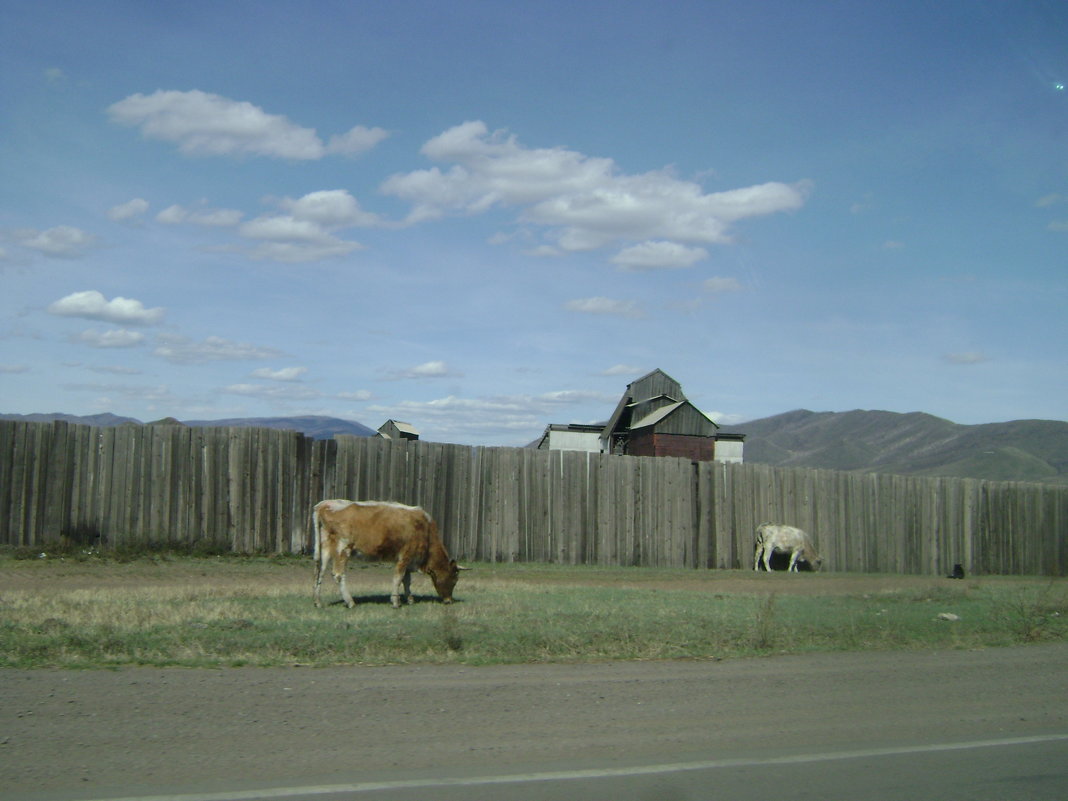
[{"left": 726, "top": 410, "right": 1068, "bottom": 484}]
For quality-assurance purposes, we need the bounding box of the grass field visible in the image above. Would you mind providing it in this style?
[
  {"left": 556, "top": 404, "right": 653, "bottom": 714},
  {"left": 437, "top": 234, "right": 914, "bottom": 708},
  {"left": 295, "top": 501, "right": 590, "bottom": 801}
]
[{"left": 2, "top": 550, "right": 1066, "bottom": 669}]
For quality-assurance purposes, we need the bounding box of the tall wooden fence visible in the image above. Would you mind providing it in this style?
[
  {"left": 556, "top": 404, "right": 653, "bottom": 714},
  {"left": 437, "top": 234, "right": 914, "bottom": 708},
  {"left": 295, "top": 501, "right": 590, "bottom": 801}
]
[{"left": 1, "top": 420, "right": 1065, "bottom": 575}]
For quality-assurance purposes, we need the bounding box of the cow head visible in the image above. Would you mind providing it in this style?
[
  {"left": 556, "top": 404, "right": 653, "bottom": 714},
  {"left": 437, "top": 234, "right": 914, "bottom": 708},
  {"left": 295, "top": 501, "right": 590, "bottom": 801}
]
[
  {"left": 801, "top": 551, "right": 824, "bottom": 571},
  {"left": 428, "top": 559, "right": 468, "bottom": 603}
]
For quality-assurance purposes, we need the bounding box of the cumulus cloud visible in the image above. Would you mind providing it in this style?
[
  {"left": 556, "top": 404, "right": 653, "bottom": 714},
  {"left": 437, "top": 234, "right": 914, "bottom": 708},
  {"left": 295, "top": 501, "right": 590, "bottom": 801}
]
[
  {"left": 611, "top": 241, "right": 708, "bottom": 271},
  {"left": 109, "top": 90, "right": 322, "bottom": 159},
  {"left": 108, "top": 90, "right": 388, "bottom": 161},
  {"left": 277, "top": 189, "right": 382, "bottom": 228},
  {"left": 564, "top": 297, "right": 644, "bottom": 318},
  {"left": 153, "top": 333, "right": 283, "bottom": 364},
  {"left": 327, "top": 125, "right": 390, "bottom": 156},
  {"left": 107, "top": 198, "right": 150, "bottom": 222},
  {"left": 381, "top": 360, "right": 459, "bottom": 380},
  {"left": 48, "top": 290, "right": 165, "bottom": 325},
  {"left": 15, "top": 226, "right": 97, "bottom": 258},
  {"left": 381, "top": 121, "right": 808, "bottom": 258},
  {"left": 72, "top": 328, "right": 146, "bottom": 348},
  {"left": 250, "top": 366, "right": 307, "bottom": 382},
  {"left": 237, "top": 189, "right": 379, "bottom": 262}
]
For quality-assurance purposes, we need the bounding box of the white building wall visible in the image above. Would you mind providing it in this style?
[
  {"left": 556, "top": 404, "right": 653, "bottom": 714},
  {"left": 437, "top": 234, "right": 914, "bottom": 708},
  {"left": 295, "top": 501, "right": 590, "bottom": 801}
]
[
  {"left": 548, "top": 430, "right": 602, "bottom": 453},
  {"left": 715, "top": 439, "right": 745, "bottom": 463}
]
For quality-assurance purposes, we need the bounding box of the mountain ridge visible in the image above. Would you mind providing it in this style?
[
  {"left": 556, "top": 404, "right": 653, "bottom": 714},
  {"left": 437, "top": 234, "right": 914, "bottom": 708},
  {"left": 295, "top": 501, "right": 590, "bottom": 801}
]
[
  {"left": 0, "top": 412, "right": 376, "bottom": 440},
  {"left": 3, "top": 409, "right": 1065, "bottom": 484},
  {"left": 724, "top": 409, "right": 1068, "bottom": 484}
]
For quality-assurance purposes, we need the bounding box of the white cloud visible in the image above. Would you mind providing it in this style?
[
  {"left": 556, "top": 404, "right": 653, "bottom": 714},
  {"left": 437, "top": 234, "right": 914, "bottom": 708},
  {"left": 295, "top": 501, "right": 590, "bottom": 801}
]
[
  {"left": 883, "top": 240, "right": 905, "bottom": 249},
  {"left": 1035, "top": 193, "right": 1061, "bottom": 208},
  {"left": 222, "top": 383, "right": 321, "bottom": 400},
  {"left": 107, "top": 198, "right": 149, "bottom": 222},
  {"left": 611, "top": 241, "right": 708, "bottom": 271},
  {"left": 1047, "top": 220, "right": 1068, "bottom": 233},
  {"left": 15, "top": 226, "right": 97, "bottom": 258},
  {"left": 337, "top": 389, "right": 373, "bottom": 401},
  {"left": 0, "top": 364, "right": 30, "bottom": 374},
  {"left": 381, "top": 121, "right": 808, "bottom": 256},
  {"left": 156, "top": 204, "right": 243, "bottom": 227},
  {"left": 108, "top": 90, "right": 388, "bottom": 162},
  {"left": 108, "top": 90, "right": 327, "bottom": 159},
  {"left": 73, "top": 328, "right": 146, "bottom": 348},
  {"left": 278, "top": 189, "right": 382, "bottom": 228},
  {"left": 250, "top": 366, "right": 307, "bottom": 382},
  {"left": 564, "top": 297, "right": 644, "bottom": 318},
  {"left": 382, "top": 360, "right": 458, "bottom": 380},
  {"left": 153, "top": 333, "right": 283, "bottom": 364},
  {"left": 238, "top": 217, "right": 362, "bottom": 262},
  {"left": 327, "top": 125, "right": 390, "bottom": 156},
  {"left": 702, "top": 276, "right": 743, "bottom": 294},
  {"left": 48, "top": 290, "right": 165, "bottom": 325},
  {"left": 235, "top": 190, "right": 378, "bottom": 262}
]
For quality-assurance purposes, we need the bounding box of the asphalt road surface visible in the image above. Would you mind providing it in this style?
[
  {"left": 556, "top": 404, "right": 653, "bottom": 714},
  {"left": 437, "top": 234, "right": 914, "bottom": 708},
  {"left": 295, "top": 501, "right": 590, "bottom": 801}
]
[{"left": 3, "top": 643, "right": 1067, "bottom": 801}]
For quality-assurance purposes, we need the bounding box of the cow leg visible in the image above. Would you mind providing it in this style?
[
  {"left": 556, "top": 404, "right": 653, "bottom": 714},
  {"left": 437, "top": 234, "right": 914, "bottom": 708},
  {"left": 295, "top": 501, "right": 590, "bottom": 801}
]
[
  {"left": 314, "top": 553, "right": 327, "bottom": 607},
  {"left": 762, "top": 547, "right": 774, "bottom": 572},
  {"left": 787, "top": 551, "right": 800, "bottom": 572},
  {"left": 391, "top": 562, "right": 412, "bottom": 608},
  {"left": 402, "top": 569, "right": 413, "bottom": 605},
  {"left": 333, "top": 551, "right": 355, "bottom": 608},
  {"left": 753, "top": 545, "right": 763, "bottom": 571}
]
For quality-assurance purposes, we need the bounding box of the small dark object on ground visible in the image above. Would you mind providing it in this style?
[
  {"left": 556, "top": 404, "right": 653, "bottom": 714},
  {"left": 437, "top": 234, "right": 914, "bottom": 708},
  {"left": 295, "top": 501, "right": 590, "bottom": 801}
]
[{"left": 947, "top": 563, "right": 965, "bottom": 579}]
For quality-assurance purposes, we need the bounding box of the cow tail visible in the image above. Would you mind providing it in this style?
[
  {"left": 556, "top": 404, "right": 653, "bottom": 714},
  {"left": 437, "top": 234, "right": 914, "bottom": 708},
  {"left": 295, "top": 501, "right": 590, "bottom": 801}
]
[{"left": 312, "top": 503, "right": 321, "bottom": 562}]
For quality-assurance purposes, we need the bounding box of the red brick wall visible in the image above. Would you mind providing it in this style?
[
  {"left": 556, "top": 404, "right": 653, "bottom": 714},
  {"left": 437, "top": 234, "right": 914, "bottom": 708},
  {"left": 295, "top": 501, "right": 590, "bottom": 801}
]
[{"left": 628, "top": 432, "right": 714, "bottom": 461}]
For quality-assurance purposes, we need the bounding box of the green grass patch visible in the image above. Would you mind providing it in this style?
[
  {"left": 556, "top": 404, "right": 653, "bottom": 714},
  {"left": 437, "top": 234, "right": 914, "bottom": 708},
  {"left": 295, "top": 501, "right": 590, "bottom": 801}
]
[{"left": 0, "top": 555, "right": 1065, "bottom": 668}]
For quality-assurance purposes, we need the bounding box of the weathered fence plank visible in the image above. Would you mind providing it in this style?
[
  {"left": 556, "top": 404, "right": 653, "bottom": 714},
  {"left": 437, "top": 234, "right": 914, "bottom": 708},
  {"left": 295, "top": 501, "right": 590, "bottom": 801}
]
[{"left": 0, "top": 420, "right": 1065, "bottom": 576}]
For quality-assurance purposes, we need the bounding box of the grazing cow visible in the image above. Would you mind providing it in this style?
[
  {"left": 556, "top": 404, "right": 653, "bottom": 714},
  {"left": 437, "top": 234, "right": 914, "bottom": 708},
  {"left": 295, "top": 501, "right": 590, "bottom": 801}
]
[
  {"left": 753, "top": 523, "right": 823, "bottom": 572},
  {"left": 313, "top": 499, "right": 466, "bottom": 609}
]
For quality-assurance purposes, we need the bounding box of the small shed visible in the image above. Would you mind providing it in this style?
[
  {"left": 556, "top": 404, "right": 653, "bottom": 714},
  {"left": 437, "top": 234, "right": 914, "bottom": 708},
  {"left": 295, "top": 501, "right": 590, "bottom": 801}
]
[
  {"left": 377, "top": 420, "right": 419, "bottom": 441},
  {"left": 533, "top": 423, "right": 604, "bottom": 453}
]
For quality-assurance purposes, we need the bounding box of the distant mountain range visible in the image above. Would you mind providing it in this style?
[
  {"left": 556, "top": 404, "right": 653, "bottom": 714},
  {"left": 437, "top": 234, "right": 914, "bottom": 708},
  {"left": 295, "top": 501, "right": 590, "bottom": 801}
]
[
  {"left": 3, "top": 409, "right": 1066, "bottom": 484},
  {"left": 722, "top": 409, "right": 1068, "bottom": 485},
  {"left": 0, "top": 412, "right": 376, "bottom": 440}
]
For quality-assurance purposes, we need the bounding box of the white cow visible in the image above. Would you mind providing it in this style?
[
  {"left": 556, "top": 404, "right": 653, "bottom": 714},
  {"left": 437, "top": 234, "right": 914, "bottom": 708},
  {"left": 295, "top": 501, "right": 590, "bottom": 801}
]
[{"left": 753, "top": 523, "right": 823, "bottom": 572}]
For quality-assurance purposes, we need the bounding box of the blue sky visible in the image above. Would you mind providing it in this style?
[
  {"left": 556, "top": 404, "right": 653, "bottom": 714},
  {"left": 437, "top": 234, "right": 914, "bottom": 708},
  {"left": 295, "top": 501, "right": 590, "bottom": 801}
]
[{"left": 2, "top": 0, "right": 1065, "bottom": 446}]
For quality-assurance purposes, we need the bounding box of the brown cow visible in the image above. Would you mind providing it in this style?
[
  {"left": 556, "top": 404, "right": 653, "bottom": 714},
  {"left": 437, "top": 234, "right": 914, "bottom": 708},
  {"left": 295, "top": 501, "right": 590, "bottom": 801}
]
[{"left": 313, "top": 499, "right": 465, "bottom": 608}]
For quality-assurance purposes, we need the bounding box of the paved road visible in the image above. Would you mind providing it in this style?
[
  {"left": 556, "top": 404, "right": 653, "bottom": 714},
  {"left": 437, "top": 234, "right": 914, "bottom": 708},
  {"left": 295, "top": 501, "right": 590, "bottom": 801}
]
[{"left": 4, "top": 643, "right": 1067, "bottom": 801}]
